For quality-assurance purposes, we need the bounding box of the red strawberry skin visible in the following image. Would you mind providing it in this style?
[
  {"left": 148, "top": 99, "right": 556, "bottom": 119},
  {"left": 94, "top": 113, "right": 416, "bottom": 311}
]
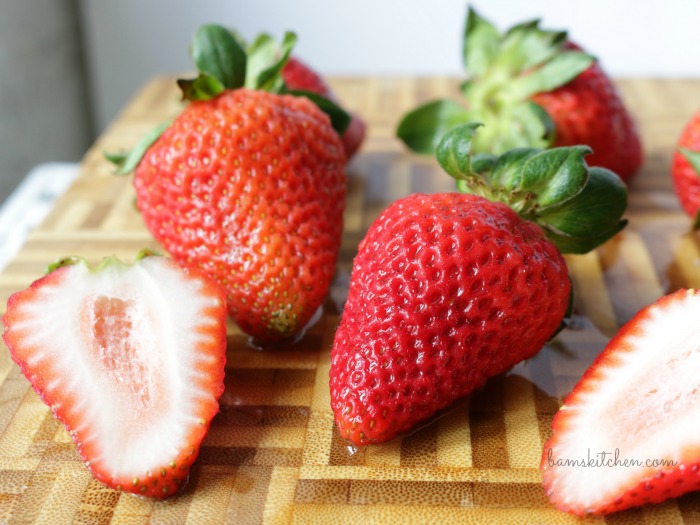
[
  {"left": 282, "top": 57, "right": 366, "bottom": 160},
  {"left": 2, "top": 256, "right": 227, "bottom": 498},
  {"left": 134, "top": 89, "right": 346, "bottom": 343},
  {"left": 542, "top": 288, "right": 700, "bottom": 515},
  {"left": 671, "top": 110, "right": 700, "bottom": 218},
  {"left": 330, "top": 193, "right": 570, "bottom": 445},
  {"left": 531, "top": 43, "right": 642, "bottom": 181},
  {"left": 283, "top": 56, "right": 332, "bottom": 95}
]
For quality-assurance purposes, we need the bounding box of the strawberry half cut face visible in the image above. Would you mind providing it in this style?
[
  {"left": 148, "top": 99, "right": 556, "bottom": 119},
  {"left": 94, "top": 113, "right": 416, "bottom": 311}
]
[
  {"left": 542, "top": 289, "right": 700, "bottom": 515},
  {"left": 2, "top": 254, "right": 227, "bottom": 498}
]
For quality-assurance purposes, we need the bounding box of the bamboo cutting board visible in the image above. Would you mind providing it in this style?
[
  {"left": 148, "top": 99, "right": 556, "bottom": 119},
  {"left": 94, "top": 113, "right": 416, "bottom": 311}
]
[{"left": 1, "top": 76, "right": 700, "bottom": 524}]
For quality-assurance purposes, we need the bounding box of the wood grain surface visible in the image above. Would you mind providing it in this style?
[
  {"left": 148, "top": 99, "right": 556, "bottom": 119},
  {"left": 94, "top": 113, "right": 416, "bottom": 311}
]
[{"left": 1, "top": 76, "right": 700, "bottom": 524}]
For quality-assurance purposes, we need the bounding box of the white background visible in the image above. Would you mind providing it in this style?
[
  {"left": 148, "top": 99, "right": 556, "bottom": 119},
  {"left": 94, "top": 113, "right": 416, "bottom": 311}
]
[{"left": 79, "top": 0, "right": 700, "bottom": 132}]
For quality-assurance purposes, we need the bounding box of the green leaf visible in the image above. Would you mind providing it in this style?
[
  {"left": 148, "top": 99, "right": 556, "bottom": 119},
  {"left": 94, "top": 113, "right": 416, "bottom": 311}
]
[
  {"left": 465, "top": 100, "right": 553, "bottom": 155},
  {"left": 535, "top": 167, "right": 628, "bottom": 253},
  {"left": 285, "top": 89, "right": 351, "bottom": 134},
  {"left": 680, "top": 148, "right": 700, "bottom": 175},
  {"left": 254, "top": 31, "right": 297, "bottom": 92},
  {"left": 103, "top": 151, "right": 128, "bottom": 171},
  {"left": 537, "top": 166, "right": 627, "bottom": 238},
  {"left": 516, "top": 145, "right": 592, "bottom": 210},
  {"left": 396, "top": 99, "right": 470, "bottom": 154},
  {"left": 103, "top": 121, "right": 171, "bottom": 175},
  {"left": 510, "top": 51, "right": 595, "bottom": 98},
  {"left": 503, "top": 102, "right": 555, "bottom": 150},
  {"left": 244, "top": 33, "right": 279, "bottom": 89},
  {"left": 191, "top": 24, "right": 247, "bottom": 89},
  {"left": 245, "top": 33, "right": 280, "bottom": 89},
  {"left": 528, "top": 101, "right": 556, "bottom": 145},
  {"left": 544, "top": 220, "right": 627, "bottom": 254},
  {"left": 499, "top": 21, "right": 567, "bottom": 73},
  {"left": 177, "top": 73, "right": 225, "bottom": 101},
  {"left": 486, "top": 147, "right": 541, "bottom": 188},
  {"left": 436, "top": 122, "right": 482, "bottom": 180},
  {"left": 463, "top": 7, "right": 500, "bottom": 75},
  {"left": 471, "top": 153, "right": 498, "bottom": 174}
]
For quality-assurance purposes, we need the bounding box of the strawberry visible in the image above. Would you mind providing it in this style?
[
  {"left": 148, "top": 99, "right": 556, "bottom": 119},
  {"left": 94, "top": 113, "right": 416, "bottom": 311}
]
[
  {"left": 530, "top": 42, "right": 642, "bottom": 182},
  {"left": 397, "top": 8, "right": 642, "bottom": 181},
  {"left": 282, "top": 56, "right": 366, "bottom": 160},
  {"left": 542, "top": 288, "right": 700, "bottom": 515},
  {"left": 671, "top": 110, "right": 700, "bottom": 225},
  {"left": 282, "top": 57, "right": 331, "bottom": 97},
  {"left": 330, "top": 123, "right": 628, "bottom": 446},
  {"left": 2, "top": 252, "right": 227, "bottom": 498},
  {"left": 107, "top": 25, "right": 348, "bottom": 344}
]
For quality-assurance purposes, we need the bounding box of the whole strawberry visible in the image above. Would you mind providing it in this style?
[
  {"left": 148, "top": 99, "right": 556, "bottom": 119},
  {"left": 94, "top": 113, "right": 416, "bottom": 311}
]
[
  {"left": 282, "top": 57, "right": 331, "bottom": 97},
  {"left": 108, "top": 26, "right": 348, "bottom": 344},
  {"left": 671, "top": 110, "right": 700, "bottom": 224},
  {"left": 282, "top": 56, "right": 366, "bottom": 160},
  {"left": 397, "top": 8, "right": 642, "bottom": 181},
  {"left": 542, "top": 288, "right": 700, "bottom": 515},
  {"left": 3, "top": 252, "right": 227, "bottom": 498},
  {"left": 531, "top": 42, "right": 642, "bottom": 181},
  {"left": 330, "top": 123, "right": 627, "bottom": 446}
]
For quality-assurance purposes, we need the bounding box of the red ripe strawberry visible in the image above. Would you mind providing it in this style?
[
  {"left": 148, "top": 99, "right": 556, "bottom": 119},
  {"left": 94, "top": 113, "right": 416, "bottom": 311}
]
[
  {"left": 108, "top": 26, "right": 348, "bottom": 344},
  {"left": 135, "top": 88, "right": 345, "bottom": 343},
  {"left": 531, "top": 42, "right": 642, "bottom": 181},
  {"left": 282, "top": 56, "right": 331, "bottom": 95},
  {"left": 397, "top": 8, "right": 642, "bottom": 181},
  {"left": 2, "top": 252, "right": 227, "bottom": 498},
  {"left": 671, "top": 110, "right": 700, "bottom": 223},
  {"left": 282, "top": 56, "right": 366, "bottom": 160},
  {"left": 331, "top": 192, "right": 570, "bottom": 445},
  {"left": 542, "top": 288, "right": 700, "bottom": 515},
  {"left": 330, "top": 123, "right": 628, "bottom": 445}
]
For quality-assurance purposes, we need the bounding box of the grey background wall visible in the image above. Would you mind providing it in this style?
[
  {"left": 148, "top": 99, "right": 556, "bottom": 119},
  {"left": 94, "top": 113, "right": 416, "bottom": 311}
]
[
  {"left": 0, "top": 0, "right": 91, "bottom": 205},
  {"left": 1, "top": 0, "right": 699, "bottom": 207}
]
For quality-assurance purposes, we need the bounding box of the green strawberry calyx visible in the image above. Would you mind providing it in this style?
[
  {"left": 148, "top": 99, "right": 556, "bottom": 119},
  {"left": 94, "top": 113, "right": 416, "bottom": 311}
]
[
  {"left": 180, "top": 24, "right": 350, "bottom": 131},
  {"left": 47, "top": 250, "right": 163, "bottom": 274},
  {"left": 438, "top": 123, "right": 627, "bottom": 254},
  {"left": 679, "top": 148, "right": 700, "bottom": 229},
  {"left": 106, "top": 24, "right": 350, "bottom": 174},
  {"left": 396, "top": 7, "right": 594, "bottom": 156}
]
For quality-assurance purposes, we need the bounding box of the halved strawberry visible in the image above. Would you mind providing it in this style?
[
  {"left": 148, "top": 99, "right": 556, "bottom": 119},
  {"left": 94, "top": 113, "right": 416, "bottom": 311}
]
[
  {"left": 542, "top": 288, "right": 700, "bottom": 515},
  {"left": 2, "top": 252, "right": 227, "bottom": 498}
]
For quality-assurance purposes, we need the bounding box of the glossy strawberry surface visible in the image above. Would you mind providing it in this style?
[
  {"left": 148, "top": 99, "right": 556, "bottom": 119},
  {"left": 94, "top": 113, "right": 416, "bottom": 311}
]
[
  {"left": 330, "top": 193, "right": 570, "bottom": 445},
  {"left": 134, "top": 89, "right": 346, "bottom": 342},
  {"left": 282, "top": 57, "right": 366, "bottom": 160},
  {"left": 671, "top": 110, "right": 700, "bottom": 219},
  {"left": 532, "top": 43, "right": 642, "bottom": 181}
]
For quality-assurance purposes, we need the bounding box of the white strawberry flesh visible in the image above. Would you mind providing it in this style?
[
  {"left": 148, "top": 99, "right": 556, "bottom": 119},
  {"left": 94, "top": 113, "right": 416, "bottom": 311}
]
[
  {"left": 543, "top": 289, "right": 700, "bottom": 514},
  {"left": 3, "top": 255, "right": 227, "bottom": 497}
]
